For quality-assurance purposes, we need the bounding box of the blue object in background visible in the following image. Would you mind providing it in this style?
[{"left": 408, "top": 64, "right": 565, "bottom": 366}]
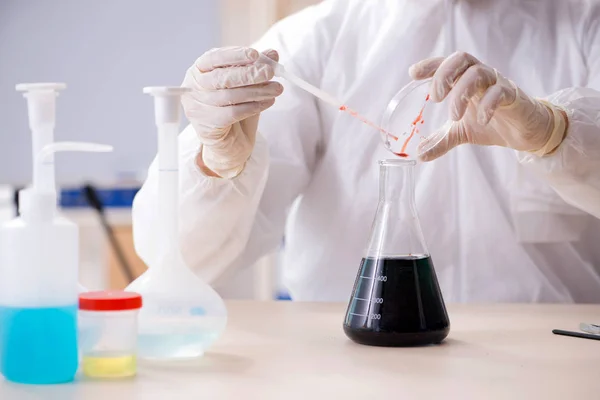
[
  {"left": 0, "top": 304, "right": 78, "bottom": 384},
  {"left": 60, "top": 187, "right": 140, "bottom": 208},
  {"left": 276, "top": 292, "right": 292, "bottom": 301}
]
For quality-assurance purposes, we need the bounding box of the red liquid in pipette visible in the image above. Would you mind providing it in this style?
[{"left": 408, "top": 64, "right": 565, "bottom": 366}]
[
  {"left": 339, "top": 105, "right": 399, "bottom": 141},
  {"left": 393, "top": 94, "right": 430, "bottom": 158}
]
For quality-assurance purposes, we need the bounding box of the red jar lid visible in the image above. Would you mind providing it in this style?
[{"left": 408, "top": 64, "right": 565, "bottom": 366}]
[{"left": 79, "top": 291, "right": 142, "bottom": 311}]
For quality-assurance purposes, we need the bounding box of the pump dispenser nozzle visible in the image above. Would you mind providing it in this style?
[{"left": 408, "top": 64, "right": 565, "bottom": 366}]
[
  {"left": 20, "top": 142, "right": 113, "bottom": 220},
  {"left": 16, "top": 83, "right": 67, "bottom": 192},
  {"left": 35, "top": 142, "right": 112, "bottom": 193}
]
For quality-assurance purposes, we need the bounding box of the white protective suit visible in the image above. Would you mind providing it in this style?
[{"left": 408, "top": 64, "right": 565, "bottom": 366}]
[{"left": 133, "top": 0, "right": 600, "bottom": 302}]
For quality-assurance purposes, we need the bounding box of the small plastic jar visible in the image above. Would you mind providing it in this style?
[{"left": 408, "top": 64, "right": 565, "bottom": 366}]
[{"left": 78, "top": 291, "right": 142, "bottom": 379}]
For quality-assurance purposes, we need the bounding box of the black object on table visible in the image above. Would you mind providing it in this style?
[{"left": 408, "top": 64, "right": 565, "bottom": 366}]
[{"left": 552, "top": 329, "right": 600, "bottom": 341}]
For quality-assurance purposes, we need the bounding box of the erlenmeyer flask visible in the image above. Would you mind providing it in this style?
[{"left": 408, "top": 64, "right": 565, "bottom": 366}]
[{"left": 343, "top": 159, "right": 449, "bottom": 346}]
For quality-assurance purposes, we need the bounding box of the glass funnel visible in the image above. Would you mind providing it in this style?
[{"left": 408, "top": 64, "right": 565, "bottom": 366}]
[
  {"left": 380, "top": 78, "right": 452, "bottom": 161},
  {"left": 126, "top": 87, "right": 227, "bottom": 359},
  {"left": 343, "top": 159, "right": 450, "bottom": 346}
]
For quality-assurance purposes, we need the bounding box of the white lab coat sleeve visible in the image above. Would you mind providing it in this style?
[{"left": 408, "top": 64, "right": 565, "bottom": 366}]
[
  {"left": 132, "top": 124, "right": 270, "bottom": 284},
  {"left": 517, "top": 4, "right": 600, "bottom": 219},
  {"left": 132, "top": 1, "right": 345, "bottom": 286}
]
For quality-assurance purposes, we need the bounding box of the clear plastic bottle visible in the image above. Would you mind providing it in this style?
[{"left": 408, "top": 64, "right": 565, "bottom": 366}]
[
  {"left": 78, "top": 291, "right": 143, "bottom": 379},
  {"left": 343, "top": 159, "right": 450, "bottom": 346}
]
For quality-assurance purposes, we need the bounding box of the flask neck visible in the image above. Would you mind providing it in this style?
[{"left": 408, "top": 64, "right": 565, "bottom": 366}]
[
  {"left": 366, "top": 159, "right": 428, "bottom": 258},
  {"left": 379, "top": 160, "right": 416, "bottom": 207}
]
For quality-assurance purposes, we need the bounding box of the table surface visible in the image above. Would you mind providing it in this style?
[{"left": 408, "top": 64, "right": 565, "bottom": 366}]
[{"left": 1, "top": 301, "right": 599, "bottom": 400}]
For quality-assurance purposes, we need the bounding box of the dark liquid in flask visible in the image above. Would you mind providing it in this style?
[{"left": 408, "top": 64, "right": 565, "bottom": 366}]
[{"left": 344, "top": 256, "right": 450, "bottom": 346}]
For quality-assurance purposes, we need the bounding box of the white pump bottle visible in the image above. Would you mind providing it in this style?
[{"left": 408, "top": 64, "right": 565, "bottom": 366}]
[
  {"left": 0, "top": 83, "right": 112, "bottom": 384},
  {"left": 0, "top": 141, "right": 113, "bottom": 307}
]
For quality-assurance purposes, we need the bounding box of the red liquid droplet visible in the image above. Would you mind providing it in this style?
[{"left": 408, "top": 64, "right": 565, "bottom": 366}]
[
  {"left": 395, "top": 152, "right": 409, "bottom": 158},
  {"left": 398, "top": 94, "right": 430, "bottom": 155}
]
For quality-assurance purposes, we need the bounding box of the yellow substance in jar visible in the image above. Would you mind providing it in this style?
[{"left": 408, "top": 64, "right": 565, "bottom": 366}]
[{"left": 82, "top": 354, "right": 137, "bottom": 378}]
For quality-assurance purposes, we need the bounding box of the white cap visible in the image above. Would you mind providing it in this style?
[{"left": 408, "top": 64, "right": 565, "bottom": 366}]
[
  {"left": 143, "top": 87, "right": 190, "bottom": 125},
  {"left": 16, "top": 83, "right": 67, "bottom": 92},
  {"left": 19, "top": 188, "right": 56, "bottom": 219},
  {"left": 16, "top": 83, "right": 66, "bottom": 129}
]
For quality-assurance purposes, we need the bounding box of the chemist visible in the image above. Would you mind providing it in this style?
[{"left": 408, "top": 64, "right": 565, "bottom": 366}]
[{"left": 133, "top": 0, "right": 600, "bottom": 303}]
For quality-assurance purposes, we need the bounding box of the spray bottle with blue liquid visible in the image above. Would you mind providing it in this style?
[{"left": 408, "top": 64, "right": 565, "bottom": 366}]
[{"left": 0, "top": 83, "right": 112, "bottom": 384}]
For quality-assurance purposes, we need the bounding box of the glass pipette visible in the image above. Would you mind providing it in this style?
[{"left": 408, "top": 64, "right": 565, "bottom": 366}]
[{"left": 258, "top": 54, "right": 398, "bottom": 141}]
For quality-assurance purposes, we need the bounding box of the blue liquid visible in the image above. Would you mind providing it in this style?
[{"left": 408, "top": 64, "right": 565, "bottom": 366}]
[{"left": 0, "top": 304, "right": 78, "bottom": 384}]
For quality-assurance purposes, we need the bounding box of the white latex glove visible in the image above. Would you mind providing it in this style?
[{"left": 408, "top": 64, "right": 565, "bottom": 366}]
[
  {"left": 181, "top": 47, "right": 283, "bottom": 178},
  {"left": 409, "top": 52, "right": 568, "bottom": 162}
]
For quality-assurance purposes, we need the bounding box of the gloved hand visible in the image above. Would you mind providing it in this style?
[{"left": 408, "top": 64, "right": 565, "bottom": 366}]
[
  {"left": 181, "top": 47, "right": 283, "bottom": 178},
  {"left": 409, "top": 51, "right": 568, "bottom": 162}
]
